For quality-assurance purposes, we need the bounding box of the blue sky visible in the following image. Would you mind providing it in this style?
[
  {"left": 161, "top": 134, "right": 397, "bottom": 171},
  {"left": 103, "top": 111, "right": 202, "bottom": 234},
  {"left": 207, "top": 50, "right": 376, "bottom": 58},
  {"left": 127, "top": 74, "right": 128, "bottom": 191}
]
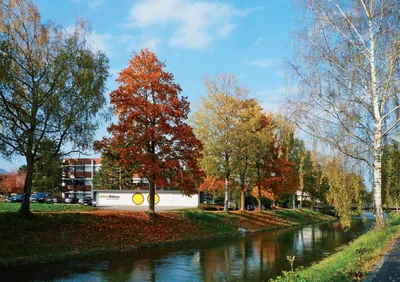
[{"left": 1, "top": 0, "right": 294, "bottom": 171}]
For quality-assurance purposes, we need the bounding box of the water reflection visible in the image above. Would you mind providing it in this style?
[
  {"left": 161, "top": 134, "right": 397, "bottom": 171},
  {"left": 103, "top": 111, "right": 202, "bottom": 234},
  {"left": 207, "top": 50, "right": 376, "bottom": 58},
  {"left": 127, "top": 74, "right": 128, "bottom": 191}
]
[{"left": 4, "top": 216, "right": 374, "bottom": 282}]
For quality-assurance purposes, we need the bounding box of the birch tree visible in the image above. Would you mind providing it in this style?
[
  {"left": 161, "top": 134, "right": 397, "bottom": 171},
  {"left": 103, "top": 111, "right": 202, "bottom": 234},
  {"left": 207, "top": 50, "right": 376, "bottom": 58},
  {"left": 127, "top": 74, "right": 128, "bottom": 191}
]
[{"left": 286, "top": 0, "right": 400, "bottom": 228}]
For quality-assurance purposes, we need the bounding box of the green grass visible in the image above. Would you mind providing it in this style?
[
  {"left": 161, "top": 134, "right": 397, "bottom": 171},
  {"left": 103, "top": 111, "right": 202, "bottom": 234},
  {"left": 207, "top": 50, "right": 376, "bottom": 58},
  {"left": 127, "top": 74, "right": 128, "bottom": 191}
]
[
  {"left": 274, "top": 208, "right": 336, "bottom": 225},
  {"left": 0, "top": 211, "right": 99, "bottom": 267},
  {"left": 182, "top": 210, "right": 243, "bottom": 234},
  {"left": 271, "top": 214, "right": 400, "bottom": 282},
  {"left": 0, "top": 202, "right": 96, "bottom": 212}
]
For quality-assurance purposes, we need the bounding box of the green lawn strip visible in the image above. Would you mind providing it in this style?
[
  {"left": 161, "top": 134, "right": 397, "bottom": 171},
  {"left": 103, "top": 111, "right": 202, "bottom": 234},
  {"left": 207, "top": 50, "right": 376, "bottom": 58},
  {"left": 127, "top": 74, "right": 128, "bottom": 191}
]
[
  {"left": 271, "top": 215, "right": 400, "bottom": 282},
  {"left": 274, "top": 208, "right": 335, "bottom": 225},
  {"left": 0, "top": 202, "right": 96, "bottom": 212}
]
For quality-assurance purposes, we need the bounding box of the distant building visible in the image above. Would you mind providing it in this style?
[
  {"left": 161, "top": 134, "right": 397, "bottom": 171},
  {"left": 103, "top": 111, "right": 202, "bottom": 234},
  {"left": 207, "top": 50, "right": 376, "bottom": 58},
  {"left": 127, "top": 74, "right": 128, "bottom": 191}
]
[
  {"left": 61, "top": 158, "right": 198, "bottom": 209},
  {"left": 61, "top": 158, "right": 151, "bottom": 198},
  {"left": 62, "top": 158, "right": 102, "bottom": 198}
]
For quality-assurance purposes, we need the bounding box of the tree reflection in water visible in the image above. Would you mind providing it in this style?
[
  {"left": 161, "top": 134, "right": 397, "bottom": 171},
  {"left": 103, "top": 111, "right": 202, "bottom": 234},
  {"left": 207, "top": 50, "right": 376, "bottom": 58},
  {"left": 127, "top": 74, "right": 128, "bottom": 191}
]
[{"left": 3, "top": 217, "right": 374, "bottom": 282}]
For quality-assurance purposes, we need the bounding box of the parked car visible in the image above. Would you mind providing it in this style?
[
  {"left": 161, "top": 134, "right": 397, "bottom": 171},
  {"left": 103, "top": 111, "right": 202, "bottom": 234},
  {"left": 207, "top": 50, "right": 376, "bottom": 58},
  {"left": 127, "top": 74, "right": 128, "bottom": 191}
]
[
  {"left": 65, "top": 196, "right": 79, "bottom": 204},
  {"left": 30, "top": 192, "right": 50, "bottom": 203},
  {"left": 44, "top": 196, "right": 53, "bottom": 204},
  {"left": 6, "top": 194, "right": 23, "bottom": 203},
  {"left": 79, "top": 196, "right": 95, "bottom": 206},
  {"left": 51, "top": 196, "right": 64, "bottom": 204}
]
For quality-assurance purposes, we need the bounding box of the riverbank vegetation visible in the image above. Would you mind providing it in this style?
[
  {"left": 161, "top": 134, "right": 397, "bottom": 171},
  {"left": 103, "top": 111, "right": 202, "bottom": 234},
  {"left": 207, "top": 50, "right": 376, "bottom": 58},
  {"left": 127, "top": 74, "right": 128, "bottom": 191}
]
[
  {"left": 0, "top": 204, "right": 332, "bottom": 268},
  {"left": 271, "top": 214, "right": 400, "bottom": 282}
]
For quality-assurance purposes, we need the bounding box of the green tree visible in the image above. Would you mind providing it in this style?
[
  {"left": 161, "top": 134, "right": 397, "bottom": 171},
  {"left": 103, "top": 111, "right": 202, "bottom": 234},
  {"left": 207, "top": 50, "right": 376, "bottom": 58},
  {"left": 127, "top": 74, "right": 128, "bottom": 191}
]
[
  {"left": 92, "top": 152, "right": 137, "bottom": 190},
  {"left": 301, "top": 151, "right": 317, "bottom": 208},
  {"left": 0, "top": 0, "right": 109, "bottom": 216},
  {"left": 323, "top": 155, "right": 366, "bottom": 230},
  {"left": 309, "top": 146, "right": 329, "bottom": 209},
  {"left": 382, "top": 141, "right": 400, "bottom": 215},
  {"left": 32, "top": 139, "right": 63, "bottom": 195}
]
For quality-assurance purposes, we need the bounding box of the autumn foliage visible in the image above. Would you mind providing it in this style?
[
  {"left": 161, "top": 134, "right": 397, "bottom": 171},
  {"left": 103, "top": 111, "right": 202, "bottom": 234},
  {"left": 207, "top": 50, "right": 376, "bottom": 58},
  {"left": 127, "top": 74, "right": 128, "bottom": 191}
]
[
  {"left": 199, "top": 177, "right": 225, "bottom": 198},
  {"left": 94, "top": 49, "right": 203, "bottom": 213},
  {"left": 253, "top": 144, "right": 299, "bottom": 206},
  {"left": 0, "top": 170, "right": 25, "bottom": 195}
]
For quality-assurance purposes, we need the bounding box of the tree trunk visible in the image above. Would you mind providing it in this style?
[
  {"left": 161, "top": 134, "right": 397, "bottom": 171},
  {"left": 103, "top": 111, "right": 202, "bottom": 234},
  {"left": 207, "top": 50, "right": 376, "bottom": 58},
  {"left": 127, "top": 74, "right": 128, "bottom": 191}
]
[
  {"left": 370, "top": 15, "right": 385, "bottom": 229},
  {"left": 224, "top": 177, "right": 229, "bottom": 213},
  {"left": 299, "top": 191, "right": 303, "bottom": 209},
  {"left": 292, "top": 193, "right": 296, "bottom": 209},
  {"left": 148, "top": 182, "right": 155, "bottom": 215},
  {"left": 256, "top": 197, "right": 261, "bottom": 212},
  {"left": 373, "top": 137, "right": 385, "bottom": 229},
  {"left": 299, "top": 154, "right": 304, "bottom": 209},
  {"left": 21, "top": 156, "right": 34, "bottom": 217},
  {"left": 240, "top": 188, "right": 245, "bottom": 212}
]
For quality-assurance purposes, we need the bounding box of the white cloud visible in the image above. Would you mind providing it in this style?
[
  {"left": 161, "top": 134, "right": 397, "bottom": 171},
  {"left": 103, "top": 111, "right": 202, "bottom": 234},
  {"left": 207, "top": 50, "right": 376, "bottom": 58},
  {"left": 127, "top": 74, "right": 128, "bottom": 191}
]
[
  {"left": 125, "top": 0, "right": 253, "bottom": 50},
  {"left": 137, "top": 37, "right": 162, "bottom": 52},
  {"left": 85, "top": 31, "right": 162, "bottom": 58},
  {"left": 244, "top": 58, "right": 281, "bottom": 68},
  {"left": 257, "top": 88, "right": 286, "bottom": 114},
  {"left": 64, "top": 24, "right": 115, "bottom": 56},
  {"left": 217, "top": 23, "right": 236, "bottom": 38},
  {"left": 261, "top": 102, "right": 282, "bottom": 114},
  {"left": 114, "top": 34, "right": 162, "bottom": 54},
  {"left": 88, "top": 31, "right": 113, "bottom": 55}
]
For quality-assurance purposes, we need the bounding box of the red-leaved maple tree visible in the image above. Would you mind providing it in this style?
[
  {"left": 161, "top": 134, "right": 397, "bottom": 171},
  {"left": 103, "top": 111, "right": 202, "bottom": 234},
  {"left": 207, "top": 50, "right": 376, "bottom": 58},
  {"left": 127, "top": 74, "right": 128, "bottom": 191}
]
[
  {"left": 253, "top": 144, "right": 298, "bottom": 208},
  {"left": 94, "top": 49, "right": 203, "bottom": 214},
  {"left": 0, "top": 170, "right": 26, "bottom": 195},
  {"left": 198, "top": 177, "right": 225, "bottom": 199}
]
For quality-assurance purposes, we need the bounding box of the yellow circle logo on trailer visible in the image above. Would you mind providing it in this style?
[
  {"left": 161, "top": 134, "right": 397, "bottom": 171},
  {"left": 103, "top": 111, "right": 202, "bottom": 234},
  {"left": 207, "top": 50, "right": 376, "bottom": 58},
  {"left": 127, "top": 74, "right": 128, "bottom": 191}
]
[
  {"left": 147, "top": 193, "right": 160, "bottom": 205},
  {"left": 132, "top": 193, "right": 144, "bottom": 205}
]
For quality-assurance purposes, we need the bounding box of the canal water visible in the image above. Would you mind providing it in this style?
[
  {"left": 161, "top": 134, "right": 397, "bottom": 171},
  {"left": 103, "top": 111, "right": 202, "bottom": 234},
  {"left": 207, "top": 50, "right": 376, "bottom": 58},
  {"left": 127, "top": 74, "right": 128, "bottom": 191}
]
[{"left": 4, "top": 213, "right": 375, "bottom": 282}]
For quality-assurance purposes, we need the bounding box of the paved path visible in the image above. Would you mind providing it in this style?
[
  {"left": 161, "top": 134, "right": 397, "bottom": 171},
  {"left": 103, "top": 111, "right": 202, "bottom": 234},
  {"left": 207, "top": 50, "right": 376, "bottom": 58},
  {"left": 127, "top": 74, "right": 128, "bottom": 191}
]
[{"left": 364, "top": 236, "right": 400, "bottom": 281}]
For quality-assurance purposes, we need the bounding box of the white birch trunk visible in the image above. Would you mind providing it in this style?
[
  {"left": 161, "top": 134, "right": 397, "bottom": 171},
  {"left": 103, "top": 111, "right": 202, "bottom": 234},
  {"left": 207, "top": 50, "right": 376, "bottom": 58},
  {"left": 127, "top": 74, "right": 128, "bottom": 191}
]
[
  {"left": 373, "top": 133, "right": 385, "bottom": 228},
  {"left": 370, "top": 16, "right": 386, "bottom": 229}
]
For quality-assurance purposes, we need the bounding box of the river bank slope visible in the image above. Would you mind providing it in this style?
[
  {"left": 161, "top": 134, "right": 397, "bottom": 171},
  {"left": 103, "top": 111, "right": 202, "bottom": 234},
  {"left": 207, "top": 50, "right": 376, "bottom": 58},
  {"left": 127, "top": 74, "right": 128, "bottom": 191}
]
[
  {"left": 271, "top": 214, "right": 400, "bottom": 282},
  {"left": 0, "top": 205, "right": 333, "bottom": 268}
]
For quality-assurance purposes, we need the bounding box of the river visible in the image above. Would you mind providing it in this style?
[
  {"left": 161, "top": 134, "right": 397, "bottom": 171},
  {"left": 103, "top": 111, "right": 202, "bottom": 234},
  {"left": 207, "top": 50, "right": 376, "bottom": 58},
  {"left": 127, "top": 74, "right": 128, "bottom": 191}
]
[{"left": 4, "top": 212, "right": 375, "bottom": 282}]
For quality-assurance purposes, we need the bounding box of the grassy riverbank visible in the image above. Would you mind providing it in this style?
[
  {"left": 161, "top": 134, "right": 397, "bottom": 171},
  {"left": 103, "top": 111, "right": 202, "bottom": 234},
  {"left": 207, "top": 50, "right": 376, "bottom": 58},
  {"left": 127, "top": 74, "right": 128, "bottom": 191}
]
[
  {"left": 0, "top": 203, "right": 332, "bottom": 268},
  {"left": 271, "top": 214, "right": 400, "bottom": 282}
]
